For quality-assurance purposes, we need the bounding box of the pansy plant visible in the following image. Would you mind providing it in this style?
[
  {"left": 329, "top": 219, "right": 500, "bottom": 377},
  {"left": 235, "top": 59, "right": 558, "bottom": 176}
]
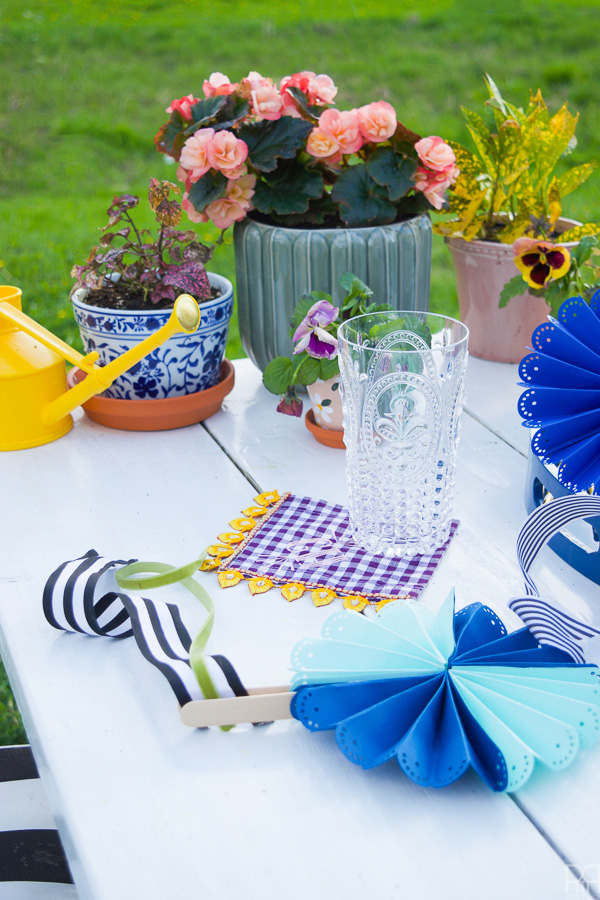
[
  {"left": 262, "top": 273, "right": 392, "bottom": 417},
  {"left": 500, "top": 234, "right": 600, "bottom": 316}
]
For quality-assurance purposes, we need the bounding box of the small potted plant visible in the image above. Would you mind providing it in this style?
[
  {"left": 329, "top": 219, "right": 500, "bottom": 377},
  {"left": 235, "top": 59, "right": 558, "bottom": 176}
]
[
  {"left": 70, "top": 178, "right": 234, "bottom": 402},
  {"left": 262, "top": 273, "right": 393, "bottom": 447},
  {"left": 434, "top": 75, "right": 600, "bottom": 363},
  {"left": 155, "top": 72, "right": 458, "bottom": 371}
]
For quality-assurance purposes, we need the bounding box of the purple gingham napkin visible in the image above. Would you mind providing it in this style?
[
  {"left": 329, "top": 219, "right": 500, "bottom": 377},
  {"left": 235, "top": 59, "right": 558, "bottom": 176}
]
[{"left": 223, "top": 494, "right": 458, "bottom": 601}]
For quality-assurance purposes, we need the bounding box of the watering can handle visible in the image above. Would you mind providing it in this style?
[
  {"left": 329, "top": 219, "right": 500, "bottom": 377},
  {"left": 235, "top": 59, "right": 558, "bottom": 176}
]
[{"left": 0, "top": 301, "right": 94, "bottom": 369}]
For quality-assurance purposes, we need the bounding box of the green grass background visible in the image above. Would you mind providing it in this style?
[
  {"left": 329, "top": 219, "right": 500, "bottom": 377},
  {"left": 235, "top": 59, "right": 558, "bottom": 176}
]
[{"left": 2, "top": 0, "right": 600, "bottom": 743}]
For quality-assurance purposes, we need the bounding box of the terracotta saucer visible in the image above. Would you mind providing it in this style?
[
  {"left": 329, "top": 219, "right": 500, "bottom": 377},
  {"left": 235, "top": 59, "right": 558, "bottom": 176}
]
[
  {"left": 67, "top": 360, "right": 235, "bottom": 432},
  {"left": 304, "top": 409, "right": 345, "bottom": 449}
]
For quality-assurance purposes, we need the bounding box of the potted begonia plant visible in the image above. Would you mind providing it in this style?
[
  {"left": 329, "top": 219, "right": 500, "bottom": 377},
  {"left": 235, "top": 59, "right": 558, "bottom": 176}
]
[
  {"left": 434, "top": 75, "right": 600, "bottom": 363},
  {"left": 262, "top": 273, "right": 393, "bottom": 448},
  {"left": 155, "top": 71, "right": 458, "bottom": 371},
  {"left": 70, "top": 178, "right": 234, "bottom": 404}
]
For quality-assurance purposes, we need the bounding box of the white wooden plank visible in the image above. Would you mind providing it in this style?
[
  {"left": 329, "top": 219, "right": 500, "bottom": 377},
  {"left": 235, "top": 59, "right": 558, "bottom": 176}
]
[
  {"left": 464, "top": 356, "right": 529, "bottom": 455},
  {"left": 0, "top": 370, "right": 596, "bottom": 900}
]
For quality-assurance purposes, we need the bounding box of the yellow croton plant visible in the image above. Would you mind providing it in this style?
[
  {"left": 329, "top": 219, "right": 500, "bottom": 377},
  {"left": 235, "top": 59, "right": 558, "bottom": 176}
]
[{"left": 434, "top": 75, "right": 600, "bottom": 244}]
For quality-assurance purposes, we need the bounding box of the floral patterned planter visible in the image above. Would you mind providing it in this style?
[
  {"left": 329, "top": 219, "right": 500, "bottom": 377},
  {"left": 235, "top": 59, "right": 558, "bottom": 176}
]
[
  {"left": 307, "top": 376, "right": 344, "bottom": 430},
  {"left": 71, "top": 273, "right": 233, "bottom": 400}
]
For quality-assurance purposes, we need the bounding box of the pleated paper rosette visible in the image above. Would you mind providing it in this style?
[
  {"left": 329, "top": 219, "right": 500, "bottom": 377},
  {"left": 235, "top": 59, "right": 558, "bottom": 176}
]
[
  {"left": 519, "top": 290, "right": 600, "bottom": 492},
  {"left": 290, "top": 593, "right": 600, "bottom": 792}
]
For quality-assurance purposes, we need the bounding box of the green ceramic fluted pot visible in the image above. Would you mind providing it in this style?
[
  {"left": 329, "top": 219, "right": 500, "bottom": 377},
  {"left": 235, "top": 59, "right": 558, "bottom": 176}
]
[{"left": 233, "top": 213, "right": 432, "bottom": 372}]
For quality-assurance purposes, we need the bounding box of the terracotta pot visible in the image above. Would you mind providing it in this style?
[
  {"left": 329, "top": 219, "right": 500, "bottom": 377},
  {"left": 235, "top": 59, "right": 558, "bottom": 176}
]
[{"left": 446, "top": 219, "right": 580, "bottom": 364}]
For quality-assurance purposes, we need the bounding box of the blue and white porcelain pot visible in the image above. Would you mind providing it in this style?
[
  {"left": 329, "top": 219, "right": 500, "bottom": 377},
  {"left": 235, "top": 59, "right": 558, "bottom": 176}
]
[{"left": 71, "top": 273, "right": 233, "bottom": 400}]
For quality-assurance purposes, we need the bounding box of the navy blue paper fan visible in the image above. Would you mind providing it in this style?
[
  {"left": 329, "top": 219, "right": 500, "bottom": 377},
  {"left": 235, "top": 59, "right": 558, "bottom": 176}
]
[
  {"left": 290, "top": 593, "right": 600, "bottom": 792},
  {"left": 519, "top": 291, "right": 600, "bottom": 492}
]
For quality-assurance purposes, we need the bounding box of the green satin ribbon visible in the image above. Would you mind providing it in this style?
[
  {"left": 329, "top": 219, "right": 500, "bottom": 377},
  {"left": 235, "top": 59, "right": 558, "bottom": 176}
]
[{"left": 115, "top": 551, "right": 234, "bottom": 731}]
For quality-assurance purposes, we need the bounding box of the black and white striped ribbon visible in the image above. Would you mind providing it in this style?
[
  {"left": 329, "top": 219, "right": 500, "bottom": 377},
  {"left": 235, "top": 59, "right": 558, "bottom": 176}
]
[
  {"left": 43, "top": 550, "right": 248, "bottom": 709},
  {"left": 509, "top": 495, "right": 600, "bottom": 663}
]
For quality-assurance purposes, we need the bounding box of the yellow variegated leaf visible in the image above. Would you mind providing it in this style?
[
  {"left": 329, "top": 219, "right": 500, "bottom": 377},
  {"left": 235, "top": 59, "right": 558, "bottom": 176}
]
[
  {"left": 432, "top": 219, "right": 472, "bottom": 238},
  {"left": 463, "top": 212, "right": 490, "bottom": 241},
  {"left": 448, "top": 142, "right": 486, "bottom": 179},
  {"left": 495, "top": 213, "right": 533, "bottom": 243},
  {"left": 461, "top": 108, "right": 496, "bottom": 176},
  {"left": 547, "top": 178, "right": 562, "bottom": 229},
  {"left": 553, "top": 162, "right": 597, "bottom": 199},
  {"left": 491, "top": 183, "right": 507, "bottom": 214},
  {"left": 555, "top": 223, "right": 600, "bottom": 243}
]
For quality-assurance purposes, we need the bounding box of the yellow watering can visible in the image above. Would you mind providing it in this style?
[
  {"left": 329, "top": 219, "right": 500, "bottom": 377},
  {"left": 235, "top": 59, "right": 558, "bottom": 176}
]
[{"left": 0, "top": 285, "right": 201, "bottom": 451}]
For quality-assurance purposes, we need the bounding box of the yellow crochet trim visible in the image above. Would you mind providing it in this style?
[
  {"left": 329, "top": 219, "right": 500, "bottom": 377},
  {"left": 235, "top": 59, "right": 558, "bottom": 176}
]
[
  {"left": 343, "top": 595, "right": 369, "bottom": 613},
  {"left": 281, "top": 582, "right": 305, "bottom": 602},
  {"left": 203, "top": 491, "right": 411, "bottom": 611}
]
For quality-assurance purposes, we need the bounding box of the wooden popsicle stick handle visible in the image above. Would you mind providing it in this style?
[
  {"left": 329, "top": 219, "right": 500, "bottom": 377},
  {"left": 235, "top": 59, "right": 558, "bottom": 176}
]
[{"left": 179, "top": 687, "right": 294, "bottom": 728}]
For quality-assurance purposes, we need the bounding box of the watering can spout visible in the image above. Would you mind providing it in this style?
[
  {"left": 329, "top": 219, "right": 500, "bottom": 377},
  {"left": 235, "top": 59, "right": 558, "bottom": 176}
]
[
  {"left": 43, "top": 294, "right": 201, "bottom": 426},
  {"left": 0, "top": 288, "right": 201, "bottom": 450}
]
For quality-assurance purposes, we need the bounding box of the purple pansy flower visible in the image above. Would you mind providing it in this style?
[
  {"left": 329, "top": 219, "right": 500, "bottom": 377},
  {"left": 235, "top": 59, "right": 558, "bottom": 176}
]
[{"left": 292, "top": 299, "right": 339, "bottom": 359}]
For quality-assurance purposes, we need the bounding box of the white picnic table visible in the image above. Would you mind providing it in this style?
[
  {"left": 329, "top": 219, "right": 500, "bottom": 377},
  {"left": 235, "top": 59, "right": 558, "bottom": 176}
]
[{"left": 1, "top": 356, "right": 599, "bottom": 900}]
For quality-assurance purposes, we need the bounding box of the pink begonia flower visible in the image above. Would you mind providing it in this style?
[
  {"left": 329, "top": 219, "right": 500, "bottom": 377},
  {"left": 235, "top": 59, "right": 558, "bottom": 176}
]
[
  {"left": 293, "top": 299, "right": 339, "bottom": 359},
  {"left": 226, "top": 173, "right": 256, "bottom": 208},
  {"left": 306, "top": 126, "right": 341, "bottom": 160},
  {"left": 202, "top": 72, "right": 238, "bottom": 97},
  {"left": 318, "top": 108, "right": 363, "bottom": 154},
  {"left": 251, "top": 81, "right": 283, "bottom": 120},
  {"left": 204, "top": 197, "right": 248, "bottom": 230},
  {"left": 307, "top": 74, "right": 338, "bottom": 104},
  {"left": 414, "top": 136, "right": 456, "bottom": 174},
  {"left": 206, "top": 130, "right": 249, "bottom": 178},
  {"left": 179, "top": 129, "right": 215, "bottom": 181},
  {"left": 414, "top": 165, "right": 459, "bottom": 210},
  {"left": 280, "top": 71, "right": 317, "bottom": 117},
  {"left": 357, "top": 101, "right": 397, "bottom": 143},
  {"left": 182, "top": 192, "right": 208, "bottom": 224},
  {"left": 166, "top": 94, "right": 199, "bottom": 122}
]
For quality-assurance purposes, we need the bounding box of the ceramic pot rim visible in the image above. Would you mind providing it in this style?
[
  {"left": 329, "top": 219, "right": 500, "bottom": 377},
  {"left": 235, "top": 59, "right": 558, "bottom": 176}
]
[
  {"left": 236, "top": 211, "right": 430, "bottom": 238},
  {"left": 71, "top": 271, "right": 233, "bottom": 317}
]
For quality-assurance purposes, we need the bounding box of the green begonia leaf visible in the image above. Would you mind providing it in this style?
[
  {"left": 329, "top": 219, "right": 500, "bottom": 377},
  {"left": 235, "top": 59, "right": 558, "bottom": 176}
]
[
  {"left": 238, "top": 119, "right": 314, "bottom": 173},
  {"left": 331, "top": 164, "right": 397, "bottom": 227},
  {"left": 189, "top": 96, "right": 227, "bottom": 126},
  {"left": 187, "top": 171, "right": 228, "bottom": 211},
  {"left": 367, "top": 149, "right": 418, "bottom": 202},
  {"left": 253, "top": 161, "right": 323, "bottom": 216}
]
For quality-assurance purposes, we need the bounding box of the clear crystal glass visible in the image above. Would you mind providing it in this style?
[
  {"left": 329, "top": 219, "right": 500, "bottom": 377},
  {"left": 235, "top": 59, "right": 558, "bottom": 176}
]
[{"left": 337, "top": 311, "right": 469, "bottom": 557}]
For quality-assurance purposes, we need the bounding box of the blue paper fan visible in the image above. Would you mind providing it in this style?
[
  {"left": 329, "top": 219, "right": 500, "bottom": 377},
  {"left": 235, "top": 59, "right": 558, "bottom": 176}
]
[
  {"left": 519, "top": 291, "right": 600, "bottom": 492},
  {"left": 290, "top": 593, "right": 600, "bottom": 792}
]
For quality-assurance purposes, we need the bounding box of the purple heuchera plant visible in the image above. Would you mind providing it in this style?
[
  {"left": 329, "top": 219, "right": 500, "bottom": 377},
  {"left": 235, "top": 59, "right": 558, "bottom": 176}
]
[
  {"left": 70, "top": 178, "right": 213, "bottom": 307},
  {"left": 292, "top": 299, "right": 339, "bottom": 358}
]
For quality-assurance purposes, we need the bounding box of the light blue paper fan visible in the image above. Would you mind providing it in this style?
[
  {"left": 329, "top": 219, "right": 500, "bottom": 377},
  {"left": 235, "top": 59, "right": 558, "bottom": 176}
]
[
  {"left": 290, "top": 593, "right": 600, "bottom": 791},
  {"left": 519, "top": 291, "right": 600, "bottom": 492}
]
